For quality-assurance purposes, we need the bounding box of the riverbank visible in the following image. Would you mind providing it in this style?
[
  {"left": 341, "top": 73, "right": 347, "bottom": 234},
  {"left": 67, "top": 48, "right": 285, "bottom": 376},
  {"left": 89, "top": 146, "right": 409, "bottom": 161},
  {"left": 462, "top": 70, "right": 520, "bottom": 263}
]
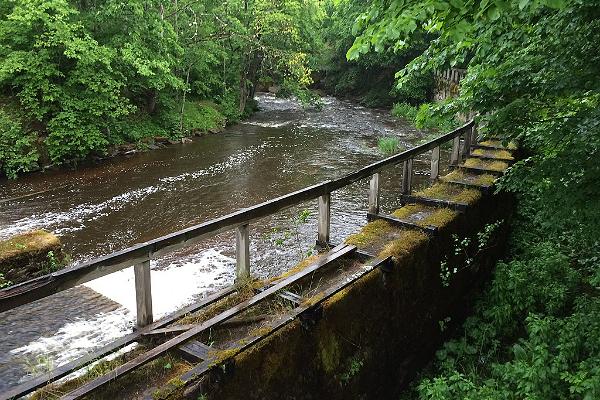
[{"left": 0, "top": 97, "right": 256, "bottom": 180}]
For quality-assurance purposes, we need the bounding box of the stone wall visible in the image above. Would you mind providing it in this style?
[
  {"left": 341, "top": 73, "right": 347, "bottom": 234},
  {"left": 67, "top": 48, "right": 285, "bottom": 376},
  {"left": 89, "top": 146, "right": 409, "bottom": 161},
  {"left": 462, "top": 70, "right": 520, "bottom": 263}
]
[{"left": 182, "top": 190, "right": 514, "bottom": 399}]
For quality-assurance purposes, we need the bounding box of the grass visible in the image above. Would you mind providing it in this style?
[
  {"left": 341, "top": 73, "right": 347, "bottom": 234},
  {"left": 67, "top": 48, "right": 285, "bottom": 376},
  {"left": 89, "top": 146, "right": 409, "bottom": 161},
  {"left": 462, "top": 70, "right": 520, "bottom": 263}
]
[
  {"left": 345, "top": 220, "right": 393, "bottom": 247},
  {"left": 0, "top": 230, "right": 60, "bottom": 263},
  {"left": 415, "top": 183, "right": 482, "bottom": 205},
  {"left": 378, "top": 137, "right": 400, "bottom": 155},
  {"left": 463, "top": 158, "right": 509, "bottom": 172},
  {"left": 178, "top": 279, "right": 263, "bottom": 326},
  {"left": 31, "top": 351, "right": 190, "bottom": 400}
]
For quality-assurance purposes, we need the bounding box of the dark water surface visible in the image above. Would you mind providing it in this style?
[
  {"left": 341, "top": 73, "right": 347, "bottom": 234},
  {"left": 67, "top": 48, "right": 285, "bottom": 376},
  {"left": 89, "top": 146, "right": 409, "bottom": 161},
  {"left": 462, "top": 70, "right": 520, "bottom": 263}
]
[{"left": 0, "top": 94, "right": 449, "bottom": 390}]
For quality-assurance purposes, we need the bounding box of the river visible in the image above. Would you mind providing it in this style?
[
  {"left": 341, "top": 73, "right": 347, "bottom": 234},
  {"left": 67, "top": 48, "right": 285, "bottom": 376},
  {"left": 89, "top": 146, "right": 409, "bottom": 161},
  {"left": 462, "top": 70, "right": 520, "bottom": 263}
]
[{"left": 0, "top": 94, "right": 443, "bottom": 391}]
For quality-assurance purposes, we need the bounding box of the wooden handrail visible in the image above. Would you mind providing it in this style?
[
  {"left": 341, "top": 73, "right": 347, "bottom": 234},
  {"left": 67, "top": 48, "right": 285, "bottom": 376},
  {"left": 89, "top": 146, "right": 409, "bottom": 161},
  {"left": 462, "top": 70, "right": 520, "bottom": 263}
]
[{"left": 0, "top": 120, "right": 473, "bottom": 314}]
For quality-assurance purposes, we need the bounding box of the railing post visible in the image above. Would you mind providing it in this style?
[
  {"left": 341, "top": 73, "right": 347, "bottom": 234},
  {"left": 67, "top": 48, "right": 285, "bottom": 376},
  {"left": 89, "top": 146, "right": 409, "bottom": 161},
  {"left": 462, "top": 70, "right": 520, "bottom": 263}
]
[
  {"left": 134, "top": 259, "right": 153, "bottom": 328},
  {"left": 236, "top": 224, "right": 250, "bottom": 282},
  {"left": 368, "top": 173, "right": 380, "bottom": 214},
  {"left": 317, "top": 193, "right": 331, "bottom": 246},
  {"left": 431, "top": 146, "right": 440, "bottom": 180},
  {"left": 401, "top": 159, "right": 413, "bottom": 195},
  {"left": 461, "top": 128, "right": 472, "bottom": 159},
  {"left": 450, "top": 135, "right": 460, "bottom": 165}
]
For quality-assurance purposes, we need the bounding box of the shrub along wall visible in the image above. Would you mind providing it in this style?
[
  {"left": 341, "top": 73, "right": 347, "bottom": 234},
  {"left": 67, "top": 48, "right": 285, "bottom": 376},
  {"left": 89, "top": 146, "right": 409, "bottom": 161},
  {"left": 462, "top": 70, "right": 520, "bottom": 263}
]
[{"left": 180, "top": 190, "right": 514, "bottom": 399}]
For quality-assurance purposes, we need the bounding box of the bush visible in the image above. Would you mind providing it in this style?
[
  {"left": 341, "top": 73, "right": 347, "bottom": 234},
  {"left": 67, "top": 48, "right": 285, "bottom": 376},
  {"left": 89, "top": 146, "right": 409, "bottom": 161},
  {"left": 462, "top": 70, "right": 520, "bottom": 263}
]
[
  {"left": 392, "top": 102, "right": 458, "bottom": 132},
  {"left": 0, "top": 109, "right": 39, "bottom": 178},
  {"left": 182, "top": 101, "right": 226, "bottom": 134},
  {"left": 392, "top": 103, "right": 418, "bottom": 121}
]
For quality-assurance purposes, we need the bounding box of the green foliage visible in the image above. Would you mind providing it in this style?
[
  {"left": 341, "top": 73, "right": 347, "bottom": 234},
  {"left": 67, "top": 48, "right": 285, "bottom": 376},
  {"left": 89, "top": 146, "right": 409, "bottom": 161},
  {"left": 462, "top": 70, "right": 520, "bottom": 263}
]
[
  {"left": 318, "top": 0, "right": 432, "bottom": 107},
  {"left": 0, "top": 109, "right": 38, "bottom": 178},
  {"left": 378, "top": 137, "right": 400, "bottom": 155},
  {"left": 392, "top": 102, "right": 457, "bottom": 132},
  {"left": 350, "top": 1, "right": 600, "bottom": 398},
  {"left": 181, "top": 102, "right": 226, "bottom": 135},
  {"left": 0, "top": 272, "right": 11, "bottom": 289},
  {"left": 0, "top": 0, "right": 322, "bottom": 176}
]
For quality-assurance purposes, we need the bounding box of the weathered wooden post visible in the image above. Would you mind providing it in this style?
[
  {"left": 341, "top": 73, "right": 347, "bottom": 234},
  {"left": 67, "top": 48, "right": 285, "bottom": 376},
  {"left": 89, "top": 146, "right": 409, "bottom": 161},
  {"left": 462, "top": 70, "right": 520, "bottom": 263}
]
[
  {"left": 134, "top": 259, "right": 153, "bottom": 327},
  {"left": 236, "top": 224, "right": 250, "bottom": 282},
  {"left": 401, "top": 159, "right": 413, "bottom": 195},
  {"left": 461, "top": 128, "right": 472, "bottom": 159},
  {"left": 450, "top": 136, "right": 460, "bottom": 165},
  {"left": 368, "top": 173, "right": 380, "bottom": 214},
  {"left": 431, "top": 146, "right": 440, "bottom": 180},
  {"left": 318, "top": 194, "right": 331, "bottom": 246}
]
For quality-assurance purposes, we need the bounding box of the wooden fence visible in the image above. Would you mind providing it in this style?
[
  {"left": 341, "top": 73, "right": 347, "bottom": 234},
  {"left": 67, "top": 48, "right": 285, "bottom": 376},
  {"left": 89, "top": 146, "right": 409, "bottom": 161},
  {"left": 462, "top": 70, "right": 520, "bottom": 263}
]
[{"left": 0, "top": 120, "right": 475, "bottom": 330}]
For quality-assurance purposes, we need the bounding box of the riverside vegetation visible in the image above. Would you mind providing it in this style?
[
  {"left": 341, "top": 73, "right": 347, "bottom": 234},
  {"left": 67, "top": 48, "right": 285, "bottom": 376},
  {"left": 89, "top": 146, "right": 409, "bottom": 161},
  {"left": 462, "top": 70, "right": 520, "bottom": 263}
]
[
  {"left": 0, "top": 0, "right": 452, "bottom": 178},
  {"left": 348, "top": 0, "right": 600, "bottom": 398}
]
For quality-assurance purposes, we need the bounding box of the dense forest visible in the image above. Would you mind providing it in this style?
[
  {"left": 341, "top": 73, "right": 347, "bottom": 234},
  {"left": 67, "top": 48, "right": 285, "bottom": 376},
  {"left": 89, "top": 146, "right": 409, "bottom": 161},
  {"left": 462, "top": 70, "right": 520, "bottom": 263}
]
[
  {"left": 0, "top": 0, "right": 435, "bottom": 179},
  {"left": 348, "top": 0, "right": 600, "bottom": 398}
]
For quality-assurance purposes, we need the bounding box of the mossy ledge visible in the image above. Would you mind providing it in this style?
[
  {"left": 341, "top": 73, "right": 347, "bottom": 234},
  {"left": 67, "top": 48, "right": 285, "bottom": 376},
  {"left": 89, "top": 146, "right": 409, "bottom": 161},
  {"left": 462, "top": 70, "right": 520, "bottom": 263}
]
[{"left": 0, "top": 230, "right": 66, "bottom": 286}]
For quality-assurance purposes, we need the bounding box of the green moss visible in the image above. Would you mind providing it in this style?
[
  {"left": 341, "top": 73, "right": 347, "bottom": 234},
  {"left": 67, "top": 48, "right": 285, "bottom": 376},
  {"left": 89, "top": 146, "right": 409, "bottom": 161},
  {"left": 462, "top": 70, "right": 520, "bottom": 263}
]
[
  {"left": 471, "top": 148, "right": 514, "bottom": 160},
  {"left": 391, "top": 204, "right": 426, "bottom": 220},
  {"left": 479, "top": 139, "right": 518, "bottom": 150},
  {"left": 420, "top": 208, "right": 459, "bottom": 228},
  {"left": 416, "top": 183, "right": 482, "bottom": 205},
  {"left": 441, "top": 170, "right": 466, "bottom": 182},
  {"left": 474, "top": 174, "right": 496, "bottom": 186},
  {"left": 208, "top": 348, "right": 241, "bottom": 368},
  {"left": 463, "top": 158, "right": 509, "bottom": 172},
  {"left": 318, "top": 334, "right": 341, "bottom": 374},
  {"left": 345, "top": 220, "right": 393, "bottom": 247},
  {"left": 0, "top": 230, "right": 60, "bottom": 264},
  {"left": 378, "top": 230, "right": 428, "bottom": 261}
]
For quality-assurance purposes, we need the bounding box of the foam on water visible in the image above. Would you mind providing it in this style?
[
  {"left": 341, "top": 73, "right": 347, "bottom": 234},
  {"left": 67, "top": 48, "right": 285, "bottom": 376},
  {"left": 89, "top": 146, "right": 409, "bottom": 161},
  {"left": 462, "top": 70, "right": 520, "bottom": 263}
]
[
  {"left": 0, "top": 142, "right": 272, "bottom": 240},
  {"left": 8, "top": 249, "right": 234, "bottom": 380}
]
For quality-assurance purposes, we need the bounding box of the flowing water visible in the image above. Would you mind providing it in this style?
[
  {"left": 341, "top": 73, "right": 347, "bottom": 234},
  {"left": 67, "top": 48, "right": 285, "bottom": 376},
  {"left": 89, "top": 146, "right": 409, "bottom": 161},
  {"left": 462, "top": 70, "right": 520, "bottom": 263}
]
[{"left": 0, "top": 94, "right": 450, "bottom": 391}]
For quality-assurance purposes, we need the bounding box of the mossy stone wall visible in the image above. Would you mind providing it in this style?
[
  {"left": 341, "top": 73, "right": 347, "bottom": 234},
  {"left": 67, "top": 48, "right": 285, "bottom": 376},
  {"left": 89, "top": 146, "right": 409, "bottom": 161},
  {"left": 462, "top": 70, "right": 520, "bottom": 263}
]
[{"left": 179, "top": 192, "right": 514, "bottom": 400}]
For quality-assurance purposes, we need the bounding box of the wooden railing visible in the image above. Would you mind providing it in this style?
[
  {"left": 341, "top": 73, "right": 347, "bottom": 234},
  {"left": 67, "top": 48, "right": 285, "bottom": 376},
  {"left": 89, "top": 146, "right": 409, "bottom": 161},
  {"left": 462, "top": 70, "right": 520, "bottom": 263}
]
[{"left": 0, "top": 120, "right": 475, "bottom": 327}]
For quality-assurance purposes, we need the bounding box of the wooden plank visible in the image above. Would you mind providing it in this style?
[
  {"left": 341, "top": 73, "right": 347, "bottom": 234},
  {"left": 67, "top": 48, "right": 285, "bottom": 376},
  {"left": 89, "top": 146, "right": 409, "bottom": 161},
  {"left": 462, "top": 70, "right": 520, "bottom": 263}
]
[
  {"left": 451, "top": 165, "right": 505, "bottom": 175},
  {"left": 471, "top": 143, "right": 514, "bottom": 151},
  {"left": 134, "top": 260, "right": 153, "bottom": 327},
  {"left": 59, "top": 245, "right": 357, "bottom": 400},
  {"left": 431, "top": 146, "right": 440, "bottom": 180},
  {"left": 366, "top": 212, "right": 438, "bottom": 235},
  {"left": 441, "top": 179, "right": 494, "bottom": 195},
  {"left": 401, "top": 159, "right": 413, "bottom": 195},
  {"left": 277, "top": 290, "right": 303, "bottom": 305},
  {"left": 178, "top": 340, "right": 213, "bottom": 362},
  {"left": 235, "top": 224, "right": 250, "bottom": 282},
  {"left": 142, "top": 324, "right": 196, "bottom": 336},
  {"left": 317, "top": 194, "right": 331, "bottom": 246},
  {"left": 0, "top": 286, "right": 236, "bottom": 400},
  {"left": 467, "top": 153, "right": 514, "bottom": 162},
  {"left": 368, "top": 173, "right": 380, "bottom": 214},
  {"left": 400, "top": 194, "right": 469, "bottom": 212},
  {"left": 0, "top": 120, "right": 474, "bottom": 313},
  {"left": 450, "top": 136, "right": 460, "bottom": 165},
  {"left": 156, "top": 255, "right": 395, "bottom": 398}
]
